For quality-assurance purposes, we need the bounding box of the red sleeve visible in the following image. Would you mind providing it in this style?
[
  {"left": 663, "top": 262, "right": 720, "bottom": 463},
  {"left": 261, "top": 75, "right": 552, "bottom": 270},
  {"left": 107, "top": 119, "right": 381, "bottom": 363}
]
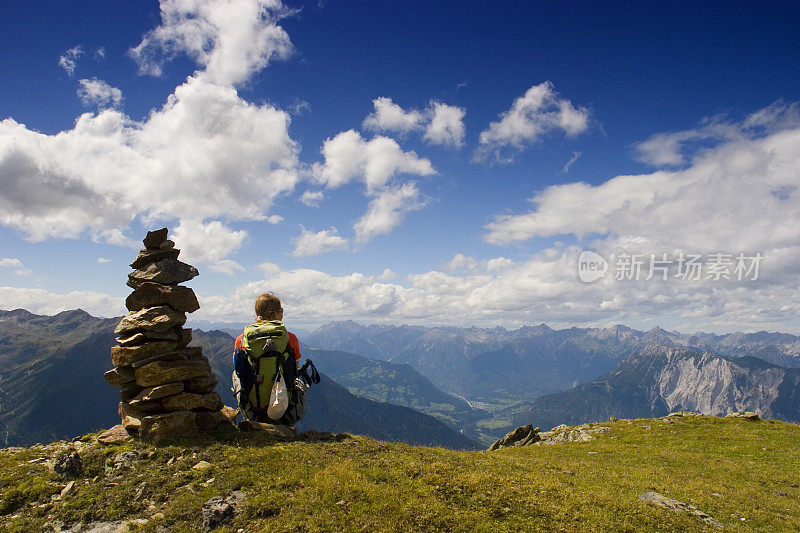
[
  {"left": 288, "top": 332, "right": 301, "bottom": 361},
  {"left": 235, "top": 333, "right": 243, "bottom": 350}
]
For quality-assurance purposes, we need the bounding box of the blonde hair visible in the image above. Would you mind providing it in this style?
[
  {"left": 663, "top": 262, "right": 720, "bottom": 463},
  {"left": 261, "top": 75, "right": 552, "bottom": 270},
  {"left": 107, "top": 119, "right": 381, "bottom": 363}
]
[{"left": 255, "top": 292, "right": 282, "bottom": 321}]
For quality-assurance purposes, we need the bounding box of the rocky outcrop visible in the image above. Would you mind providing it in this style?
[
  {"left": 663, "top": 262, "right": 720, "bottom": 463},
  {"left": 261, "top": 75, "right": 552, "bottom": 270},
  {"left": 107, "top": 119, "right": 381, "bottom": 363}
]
[
  {"left": 489, "top": 422, "right": 610, "bottom": 450},
  {"left": 639, "top": 491, "right": 723, "bottom": 529},
  {"left": 104, "top": 228, "right": 225, "bottom": 442}
]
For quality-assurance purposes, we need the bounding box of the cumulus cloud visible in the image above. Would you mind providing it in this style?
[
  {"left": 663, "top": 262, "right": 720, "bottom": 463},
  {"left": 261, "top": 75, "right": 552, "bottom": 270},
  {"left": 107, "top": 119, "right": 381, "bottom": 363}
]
[
  {"left": 266, "top": 214, "right": 284, "bottom": 224},
  {"left": 362, "top": 97, "right": 424, "bottom": 133},
  {"left": 58, "top": 45, "right": 83, "bottom": 76},
  {"left": 128, "top": 0, "right": 294, "bottom": 86},
  {"left": 0, "top": 258, "right": 32, "bottom": 276},
  {"left": 194, "top": 243, "right": 800, "bottom": 333},
  {"left": 362, "top": 97, "right": 466, "bottom": 147},
  {"left": 300, "top": 190, "right": 324, "bottom": 207},
  {"left": 0, "top": 1, "right": 298, "bottom": 267},
  {"left": 0, "top": 286, "right": 125, "bottom": 317},
  {"left": 354, "top": 182, "right": 426, "bottom": 243},
  {"left": 97, "top": 257, "right": 111, "bottom": 264},
  {"left": 172, "top": 220, "right": 247, "bottom": 273},
  {"left": 291, "top": 227, "right": 348, "bottom": 257},
  {"left": 445, "top": 253, "right": 478, "bottom": 272},
  {"left": 423, "top": 101, "right": 466, "bottom": 147},
  {"left": 475, "top": 81, "right": 589, "bottom": 162},
  {"left": 78, "top": 78, "right": 123, "bottom": 109},
  {"left": 485, "top": 101, "right": 800, "bottom": 253},
  {"left": 313, "top": 129, "right": 434, "bottom": 194}
]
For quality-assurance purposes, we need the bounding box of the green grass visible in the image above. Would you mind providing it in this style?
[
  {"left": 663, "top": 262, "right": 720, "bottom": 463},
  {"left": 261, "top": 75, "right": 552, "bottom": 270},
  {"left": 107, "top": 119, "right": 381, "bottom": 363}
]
[{"left": 1, "top": 415, "right": 799, "bottom": 531}]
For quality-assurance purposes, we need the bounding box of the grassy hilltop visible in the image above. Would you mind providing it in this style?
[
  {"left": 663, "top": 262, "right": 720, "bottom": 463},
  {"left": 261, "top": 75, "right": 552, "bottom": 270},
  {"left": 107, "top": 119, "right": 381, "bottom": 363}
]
[{"left": 1, "top": 415, "right": 799, "bottom": 532}]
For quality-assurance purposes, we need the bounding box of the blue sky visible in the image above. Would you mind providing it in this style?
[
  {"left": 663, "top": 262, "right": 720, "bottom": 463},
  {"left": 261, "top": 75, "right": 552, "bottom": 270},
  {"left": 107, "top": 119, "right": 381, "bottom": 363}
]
[{"left": 2, "top": 0, "right": 800, "bottom": 332}]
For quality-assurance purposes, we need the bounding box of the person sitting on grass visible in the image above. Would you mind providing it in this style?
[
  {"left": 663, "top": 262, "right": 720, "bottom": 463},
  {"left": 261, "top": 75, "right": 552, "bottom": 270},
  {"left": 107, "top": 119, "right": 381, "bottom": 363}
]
[{"left": 232, "top": 292, "right": 303, "bottom": 423}]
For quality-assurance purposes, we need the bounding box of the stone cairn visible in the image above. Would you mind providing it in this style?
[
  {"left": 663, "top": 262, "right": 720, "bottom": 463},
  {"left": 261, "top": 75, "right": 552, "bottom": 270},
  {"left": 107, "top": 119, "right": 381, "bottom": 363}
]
[{"left": 104, "top": 228, "right": 226, "bottom": 442}]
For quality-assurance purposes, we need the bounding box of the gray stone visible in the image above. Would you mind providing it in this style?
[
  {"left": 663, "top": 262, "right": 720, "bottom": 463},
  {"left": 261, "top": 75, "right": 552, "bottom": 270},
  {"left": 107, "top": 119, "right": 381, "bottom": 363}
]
[
  {"left": 135, "top": 359, "right": 210, "bottom": 387},
  {"left": 201, "top": 491, "right": 246, "bottom": 532},
  {"left": 196, "top": 411, "right": 229, "bottom": 433},
  {"left": 176, "top": 327, "right": 193, "bottom": 346},
  {"left": 489, "top": 424, "right": 540, "bottom": 451},
  {"left": 162, "top": 392, "right": 222, "bottom": 412},
  {"left": 118, "top": 401, "right": 145, "bottom": 430},
  {"left": 119, "top": 382, "right": 145, "bottom": 402},
  {"left": 143, "top": 228, "right": 169, "bottom": 249},
  {"left": 185, "top": 375, "right": 218, "bottom": 394},
  {"left": 127, "top": 259, "right": 198, "bottom": 288},
  {"left": 116, "top": 329, "right": 179, "bottom": 346},
  {"left": 162, "top": 392, "right": 204, "bottom": 411},
  {"left": 104, "top": 366, "right": 136, "bottom": 386},
  {"left": 639, "top": 492, "right": 723, "bottom": 529},
  {"left": 139, "top": 411, "right": 198, "bottom": 443},
  {"left": 126, "top": 398, "right": 164, "bottom": 413},
  {"left": 130, "top": 350, "right": 189, "bottom": 370},
  {"left": 114, "top": 306, "right": 187, "bottom": 335},
  {"left": 125, "top": 282, "right": 199, "bottom": 313},
  {"left": 238, "top": 421, "right": 296, "bottom": 438},
  {"left": 133, "top": 382, "right": 185, "bottom": 402},
  {"left": 110, "top": 341, "right": 179, "bottom": 366},
  {"left": 97, "top": 425, "right": 131, "bottom": 445},
  {"left": 129, "top": 247, "right": 180, "bottom": 270},
  {"left": 53, "top": 451, "right": 82, "bottom": 478},
  {"left": 725, "top": 411, "right": 760, "bottom": 420}
]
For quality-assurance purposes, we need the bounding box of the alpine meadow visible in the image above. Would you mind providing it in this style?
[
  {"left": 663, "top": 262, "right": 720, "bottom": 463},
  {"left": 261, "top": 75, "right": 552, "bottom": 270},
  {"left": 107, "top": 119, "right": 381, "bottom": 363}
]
[{"left": 2, "top": 1, "right": 800, "bottom": 531}]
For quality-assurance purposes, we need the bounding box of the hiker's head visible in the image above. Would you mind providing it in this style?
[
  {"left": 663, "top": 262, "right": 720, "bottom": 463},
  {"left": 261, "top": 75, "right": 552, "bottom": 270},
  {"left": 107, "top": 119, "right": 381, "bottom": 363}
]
[{"left": 255, "top": 292, "right": 283, "bottom": 321}]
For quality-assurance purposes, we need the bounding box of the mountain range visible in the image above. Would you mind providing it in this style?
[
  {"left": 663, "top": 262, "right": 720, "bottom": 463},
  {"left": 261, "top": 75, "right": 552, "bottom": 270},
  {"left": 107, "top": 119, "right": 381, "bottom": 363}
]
[
  {"left": 305, "top": 320, "right": 800, "bottom": 406},
  {"left": 5, "top": 309, "right": 800, "bottom": 449},
  {"left": 0, "top": 309, "right": 476, "bottom": 449}
]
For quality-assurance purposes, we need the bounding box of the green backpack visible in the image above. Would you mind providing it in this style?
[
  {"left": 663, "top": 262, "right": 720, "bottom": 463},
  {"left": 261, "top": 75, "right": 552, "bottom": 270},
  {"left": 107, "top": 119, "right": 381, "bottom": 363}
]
[{"left": 240, "top": 321, "right": 297, "bottom": 421}]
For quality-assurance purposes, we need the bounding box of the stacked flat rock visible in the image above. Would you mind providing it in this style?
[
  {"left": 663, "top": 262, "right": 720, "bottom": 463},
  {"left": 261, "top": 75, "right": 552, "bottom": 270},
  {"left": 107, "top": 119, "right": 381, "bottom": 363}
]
[{"left": 104, "top": 228, "right": 227, "bottom": 442}]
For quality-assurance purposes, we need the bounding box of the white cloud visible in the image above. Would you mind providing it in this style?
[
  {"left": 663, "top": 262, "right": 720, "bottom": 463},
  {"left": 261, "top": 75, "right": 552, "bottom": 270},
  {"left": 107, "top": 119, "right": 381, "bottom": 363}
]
[
  {"left": 475, "top": 81, "right": 589, "bottom": 162},
  {"left": 1, "top": 2, "right": 298, "bottom": 267},
  {"left": 193, "top": 245, "right": 800, "bottom": 333},
  {"left": 300, "top": 190, "right": 324, "bottom": 207},
  {"left": 58, "top": 45, "right": 83, "bottom": 76},
  {"left": 563, "top": 150, "right": 581, "bottom": 172},
  {"left": 172, "top": 220, "right": 248, "bottom": 273},
  {"left": 354, "top": 182, "right": 426, "bottom": 243},
  {"left": 128, "top": 0, "right": 294, "bottom": 86},
  {"left": 445, "top": 253, "right": 478, "bottom": 272},
  {"left": 291, "top": 227, "right": 348, "bottom": 257},
  {"left": 313, "top": 129, "right": 434, "bottom": 194},
  {"left": 289, "top": 98, "right": 310, "bottom": 116},
  {"left": 95, "top": 47, "right": 106, "bottom": 59},
  {"left": 97, "top": 257, "right": 111, "bottom": 264},
  {"left": 267, "top": 214, "right": 284, "bottom": 224},
  {"left": 0, "top": 258, "right": 32, "bottom": 276},
  {"left": 78, "top": 78, "right": 123, "bottom": 109},
  {"left": 6, "top": 244, "right": 799, "bottom": 333},
  {"left": 633, "top": 101, "right": 800, "bottom": 167},
  {"left": 362, "top": 97, "right": 465, "bottom": 148},
  {"left": 485, "top": 101, "right": 800, "bottom": 252},
  {"left": 423, "top": 102, "right": 466, "bottom": 148},
  {"left": 378, "top": 268, "right": 396, "bottom": 280},
  {"left": 362, "top": 97, "right": 424, "bottom": 134},
  {"left": 0, "top": 286, "right": 125, "bottom": 317}
]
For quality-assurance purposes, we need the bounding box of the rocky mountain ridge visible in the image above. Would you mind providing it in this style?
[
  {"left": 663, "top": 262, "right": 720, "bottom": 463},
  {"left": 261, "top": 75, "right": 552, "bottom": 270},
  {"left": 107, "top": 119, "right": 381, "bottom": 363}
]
[
  {"left": 306, "top": 320, "right": 800, "bottom": 405},
  {"left": 507, "top": 343, "right": 800, "bottom": 431}
]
